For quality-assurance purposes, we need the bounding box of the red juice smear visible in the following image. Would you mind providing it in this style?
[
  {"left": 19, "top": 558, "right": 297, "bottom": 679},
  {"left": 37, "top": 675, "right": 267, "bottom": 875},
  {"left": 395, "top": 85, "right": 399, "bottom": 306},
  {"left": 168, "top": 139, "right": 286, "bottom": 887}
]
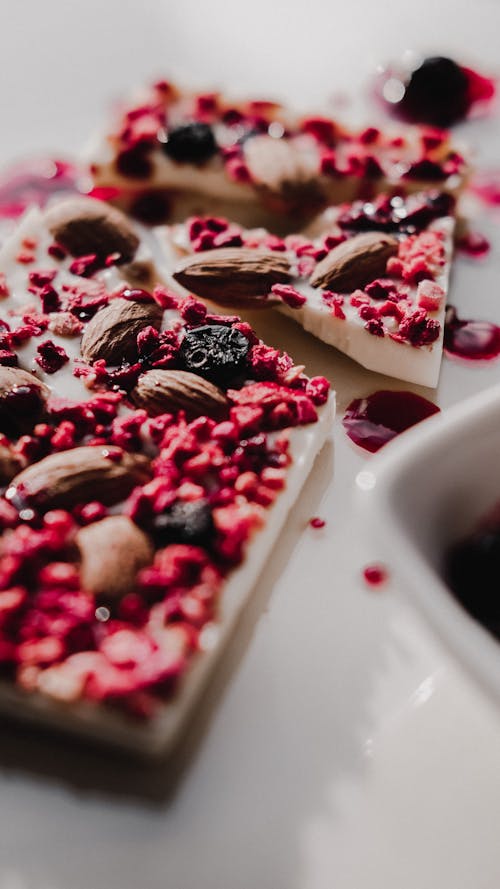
[
  {"left": 444, "top": 306, "right": 500, "bottom": 361},
  {"left": 0, "top": 158, "right": 84, "bottom": 219},
  {"left": 469, "top": 170, "right": 500, "bottom": 207},
  {"left": 456, "top": 231, "right": 490, "bottom": 258},
  {"left": 343, "top": 390, "right": 440, "bottom": 453},
  {"left": 363, "top": 563, "right": 388, "bottom": 588}
]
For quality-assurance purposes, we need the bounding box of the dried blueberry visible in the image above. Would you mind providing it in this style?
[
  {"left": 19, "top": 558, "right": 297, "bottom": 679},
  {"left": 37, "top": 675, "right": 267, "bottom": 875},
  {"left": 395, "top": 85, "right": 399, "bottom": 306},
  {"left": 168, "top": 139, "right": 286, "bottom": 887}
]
[
  {"left": 153, "top": 499, "right": 214, "bottom": 546},
  {"left": 338, "top": 191, "right": 455, "bottom": 234},
  {"left": 179, "top": 324, "right": 250, "bottom": 384},
  {"left": 398, "top": 56, "right": 470, "bottom": 127},
  {"left": 161, "top": 122, "right": 217, "bottom": 165}
]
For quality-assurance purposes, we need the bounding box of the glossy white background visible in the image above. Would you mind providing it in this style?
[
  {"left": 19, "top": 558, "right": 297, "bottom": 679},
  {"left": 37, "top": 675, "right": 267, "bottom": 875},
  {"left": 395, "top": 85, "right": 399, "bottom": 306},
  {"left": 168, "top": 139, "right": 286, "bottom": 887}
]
[{"left": 2, "top": 2, "right": 500, "bottom": 888}]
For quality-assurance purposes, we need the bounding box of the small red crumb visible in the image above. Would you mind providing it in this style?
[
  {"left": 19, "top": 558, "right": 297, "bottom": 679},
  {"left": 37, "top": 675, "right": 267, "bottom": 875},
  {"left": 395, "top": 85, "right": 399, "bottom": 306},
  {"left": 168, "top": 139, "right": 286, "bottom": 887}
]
[
  {"left": 309, "top": 516, "right": 326, "bottom": 529},
  {"left": 271, "top": 283, "right": 307, "bottom": 308},
  {"left": 363, "top": 563, "right": 388, "bottom": 587},
  {"left": 16, "top": 251, "right": 35, "bottom": 264},
  {"left": 225, "top": 158, "right": 252, "bottom": 183},
  {"left": 48, "top": 242, "right": 67, "bottom": 260}
]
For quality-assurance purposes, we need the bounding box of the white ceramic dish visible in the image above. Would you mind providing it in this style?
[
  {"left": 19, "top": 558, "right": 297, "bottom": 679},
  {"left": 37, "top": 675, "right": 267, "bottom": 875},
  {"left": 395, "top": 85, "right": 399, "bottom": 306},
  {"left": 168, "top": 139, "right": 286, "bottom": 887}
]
[{"left": 357, "top": 380, "right": 500, "bottom": 707}]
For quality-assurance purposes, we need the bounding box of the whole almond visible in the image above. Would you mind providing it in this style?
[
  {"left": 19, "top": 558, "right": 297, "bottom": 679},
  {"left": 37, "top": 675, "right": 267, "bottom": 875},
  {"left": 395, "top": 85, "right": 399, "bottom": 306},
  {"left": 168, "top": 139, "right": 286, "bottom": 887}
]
[
  {"left": 80, "top": 297, "right": 163, "bottom": 364},
  {"left": 244, "top": 135, "right": 317, "bottom": 189},
  {"left": 0, "top": 367, "right": 50, "bottom": 435},
  {"left": 131, "top": 369, "right": 229, "bottom": 420},
  {"left": 76, "top": 515, "right": 153, "bottom": 598},
  {"left": 172, "top": 247, "right": 292, "bottom": 305},
  {"left": 45, "top": 196, "right": 140, "bottom": 263},
  {"left": 243, "top": 135, "right": 323, "bottom": 210},
  {"left": 7, "top": 445, "right": 151, "bottom": 511},
  {"left": 309, "top": 232, "right": 398, "bottom": 291}
]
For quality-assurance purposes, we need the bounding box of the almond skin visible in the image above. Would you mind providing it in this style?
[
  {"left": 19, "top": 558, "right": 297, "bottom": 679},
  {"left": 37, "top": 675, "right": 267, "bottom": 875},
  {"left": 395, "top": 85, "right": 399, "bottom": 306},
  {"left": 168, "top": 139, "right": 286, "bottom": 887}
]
[
  {"left": 76, "top": 515, "right": 153, "bottom": 599},
  {"left": 80, "top": 297, "right": 163, "bottom": 364},
  {"left": 309, "top": 232, "right": 399, "bottom": 291},
  {"left": 131, "top": 369, "right": 229, "bottom": 420},
  {"left": 0, "top": 443, "right": 23, "bottom": 484},
  {"left": 172, "top": 247, "right": 292, "bottom": 306},
  {"left": 44, "top": 196, "right": 140, "bottom": 263},
  {"left": 0, "top": 367, "right": 50, "bottom": 435},
  {"left": 7, "top": 445, "right": 151, "bottom": 511}
]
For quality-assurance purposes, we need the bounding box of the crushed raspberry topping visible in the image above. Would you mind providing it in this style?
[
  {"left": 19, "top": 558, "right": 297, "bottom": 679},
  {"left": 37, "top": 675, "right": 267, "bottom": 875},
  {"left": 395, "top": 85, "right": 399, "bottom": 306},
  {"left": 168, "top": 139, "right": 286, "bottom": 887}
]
[
  {"left": 387, "top": 229, "right": 445, "bottom": 284},
  {"left": 270, "top": 283, "right": 306, "bottom": 308},
  {"left": 0, "top": 293, "right": 330, "bottom": 720}
]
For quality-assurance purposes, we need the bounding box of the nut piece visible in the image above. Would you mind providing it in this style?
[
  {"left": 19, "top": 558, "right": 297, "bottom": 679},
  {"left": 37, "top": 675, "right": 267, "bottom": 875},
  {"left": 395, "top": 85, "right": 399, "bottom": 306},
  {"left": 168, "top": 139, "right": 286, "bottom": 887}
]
[
  {"left": 8, "top": 445, "right": 151, "bottom": 511},
  {"left": 0, "top": 367, "right": 50, "bottom": 435},
  {"left": 172, "top": 247, "right": 292, "bottom": 306},
  {"left": 243, "top": 135, "right": 323, "bottom": 210},
  {"left": 44, "top": 196, "right": 140, "bottom": 263},
  {"left": 309, "top": 232, "right": 398, "bottom": 291},
  {"left": 76, "top": 515, "right": 153, "bottom": 599},
  {"left": 119, "top": 258, "right": 157, "bottom": 290},
  {"left": 80, "top": 297, "right": 163, "bottom": 364},
  {"left": 131, "top": 369, "right": 229, "bottom": 420}
]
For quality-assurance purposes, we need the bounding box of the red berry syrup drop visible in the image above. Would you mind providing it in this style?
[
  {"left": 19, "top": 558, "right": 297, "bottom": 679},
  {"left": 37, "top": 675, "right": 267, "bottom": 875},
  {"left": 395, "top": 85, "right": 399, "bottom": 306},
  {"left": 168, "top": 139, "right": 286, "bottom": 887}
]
[
  {"left": 343, "top": 390, "right": 440, "bottom": 453},
  {"left": 444, "top": 306, "right": 500, "bottom": 362},
  {"left": 363, "top": 564, "right": 388, "bottom": 588},
  {"left": 456, "top": 231, "right": 490, "bottom": 258}
]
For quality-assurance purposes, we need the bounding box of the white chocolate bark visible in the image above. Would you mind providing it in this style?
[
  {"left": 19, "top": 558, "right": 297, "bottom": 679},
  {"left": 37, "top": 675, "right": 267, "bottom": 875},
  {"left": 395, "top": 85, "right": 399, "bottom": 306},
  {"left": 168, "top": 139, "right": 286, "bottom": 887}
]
[
  {"left": 85, "top": 81, "right": 468, "bottom": 231},
  {"left": 0, "top": 198, "right": 335, "bottom": 755},
  {"left": 156, "top": 211, "right": 455, "bottom": 389}
]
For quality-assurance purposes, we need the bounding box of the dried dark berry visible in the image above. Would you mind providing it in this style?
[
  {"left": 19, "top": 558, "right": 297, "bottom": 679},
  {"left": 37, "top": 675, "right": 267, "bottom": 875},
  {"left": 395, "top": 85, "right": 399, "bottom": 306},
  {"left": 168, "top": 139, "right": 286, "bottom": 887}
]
[
  {"left": 398, "top": 57, "right": 470, "bottom": 127},
  {"left": 153, "top": 499, "right": 214, "bottom": 546},
  {"left": 338, "top": 191, "right": 455, "bottom": 234},
  {"left": 179, "top": 324, "right": 250, "bottom": 384},
  {"left": 161, "top": 122, "right": 217, "bottom": 165}
]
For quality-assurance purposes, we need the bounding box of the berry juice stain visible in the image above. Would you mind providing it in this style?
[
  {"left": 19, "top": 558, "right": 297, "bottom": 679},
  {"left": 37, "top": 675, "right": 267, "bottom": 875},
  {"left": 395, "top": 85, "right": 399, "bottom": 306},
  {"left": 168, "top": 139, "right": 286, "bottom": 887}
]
[
  {"left": 444, "top": 306, "right": 500, "bottom": 362},
  {"left": 343, "top": 390, "right": 440, "bottom": 453},
  {"left": 470, "top": 170, "right": 500, "bottom": 207},
  {"left": 0, "top": 158, "right": 83, "bottom": 219},
  {"left": 456, "top": 231, "right": 490, "bottom": 258}
]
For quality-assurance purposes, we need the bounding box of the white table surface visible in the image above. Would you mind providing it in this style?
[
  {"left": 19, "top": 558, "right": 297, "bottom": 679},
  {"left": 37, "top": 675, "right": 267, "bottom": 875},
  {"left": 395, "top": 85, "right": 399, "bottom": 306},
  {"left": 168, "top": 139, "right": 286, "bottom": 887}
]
[{"left": 1, "top": 2, "right": 500, "bottom": 887}]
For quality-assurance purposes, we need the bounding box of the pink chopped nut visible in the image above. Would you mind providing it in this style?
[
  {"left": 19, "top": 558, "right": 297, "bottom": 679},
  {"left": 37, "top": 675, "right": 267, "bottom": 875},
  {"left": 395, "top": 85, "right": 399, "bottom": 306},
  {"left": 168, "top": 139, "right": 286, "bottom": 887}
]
[{"left": 417, "top": 279, "right": 445, "bottom": 311}]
